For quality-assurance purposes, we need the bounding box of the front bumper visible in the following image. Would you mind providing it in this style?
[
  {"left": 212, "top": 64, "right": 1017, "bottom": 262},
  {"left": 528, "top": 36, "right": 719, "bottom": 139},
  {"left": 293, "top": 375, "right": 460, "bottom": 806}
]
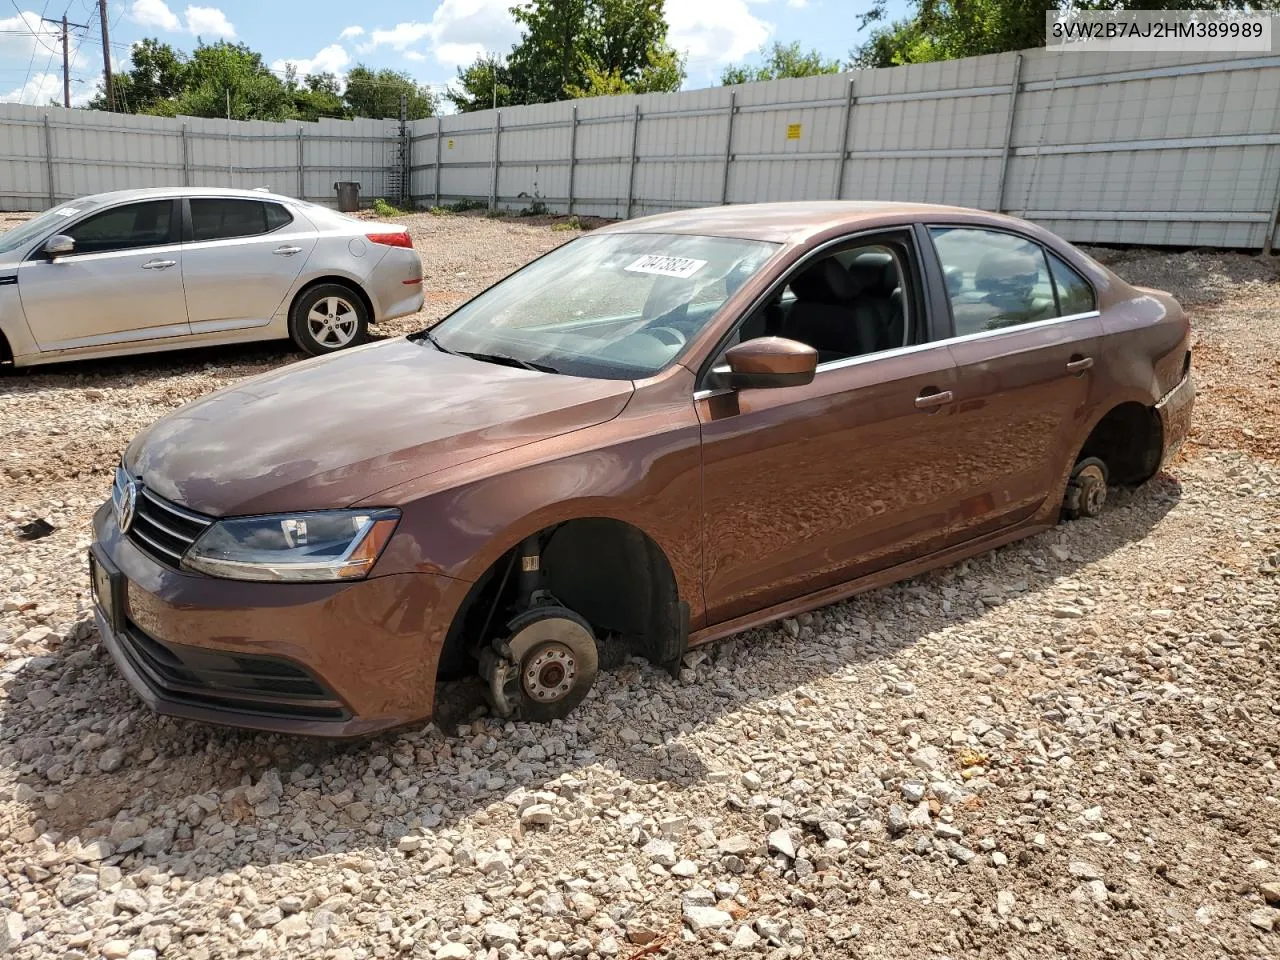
[
  {"left": 91, "top": 502, "right": 470, "bottom": 737},
  {"left": 1156, "top": 370, "right": 1195, "bottom": 468}
]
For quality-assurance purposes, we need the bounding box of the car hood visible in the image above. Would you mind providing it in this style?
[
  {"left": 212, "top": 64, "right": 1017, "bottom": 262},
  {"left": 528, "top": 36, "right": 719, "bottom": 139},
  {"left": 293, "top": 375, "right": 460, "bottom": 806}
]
[{"left": 125, "top": 338, "right": 635, "bottom": 516}]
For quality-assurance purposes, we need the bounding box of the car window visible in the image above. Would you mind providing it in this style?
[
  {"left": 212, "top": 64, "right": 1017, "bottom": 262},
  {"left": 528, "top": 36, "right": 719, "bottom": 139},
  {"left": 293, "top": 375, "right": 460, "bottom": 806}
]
[
  {"left": 1047, "top": 251, "right": 1096, "bottom": 315},
  {"left": 712, "top": 237, "right": 918, "bottom": 372},
  {"left": 189, "top": 199, "right": 288, "bottom": 242},
  {"left": 1, "top": 200, "right": 102, "bottom": 255},
  {"left": 264, "top": 203, "right": 294, "bottom": 232},
  {"left": 65, "top": 200, "right": 175, "bottom": 255},
  {"left": 929, "top": 227, "right": 1057, "bottom": 336}
]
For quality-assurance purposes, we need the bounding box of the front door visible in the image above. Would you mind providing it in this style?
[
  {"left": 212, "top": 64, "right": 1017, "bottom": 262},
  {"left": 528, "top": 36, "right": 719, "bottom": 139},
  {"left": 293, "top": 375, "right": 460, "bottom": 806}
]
[
  {"left": 697, "top": 230, "right": 968, "bottom": 626},
  {"left": 18, "top": 199, "right": 188, "bottom": 351},
  {"left": 180, "top": 197, "right": 316, "bottom": 332},
  {"left": 927, "top": 226, "right": 1104, "bottom": 540}
]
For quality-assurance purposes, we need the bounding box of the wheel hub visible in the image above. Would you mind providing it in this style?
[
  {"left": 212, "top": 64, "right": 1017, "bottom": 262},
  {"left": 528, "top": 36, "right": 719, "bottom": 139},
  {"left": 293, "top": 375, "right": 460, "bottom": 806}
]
[{"left": 522, "top": 642, "right": 577, "bottom": 702}]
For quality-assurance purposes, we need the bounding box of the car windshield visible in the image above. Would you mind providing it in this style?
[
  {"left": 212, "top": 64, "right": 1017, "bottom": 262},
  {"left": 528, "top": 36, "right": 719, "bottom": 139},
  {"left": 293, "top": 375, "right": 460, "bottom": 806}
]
[
  {"left": 423, "top": 232, "right": 781, "bottom": 379},
  {"left": 0, "top": 200, "right": 101, "bottom": 255}
]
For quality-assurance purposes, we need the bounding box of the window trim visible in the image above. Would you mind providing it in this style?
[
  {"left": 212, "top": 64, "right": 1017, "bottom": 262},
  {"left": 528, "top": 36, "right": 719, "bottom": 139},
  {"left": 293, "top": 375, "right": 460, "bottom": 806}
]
[
  {"left": 924, "top": 222, "right": 1099, "bottom": 341},
  {"left": 183, "top": 197, "right": 293, "bottom": 245},
  {"left": 692, "top": 306, "right": 1102, "bottom": 400},
  {"left": 693, "top": 226, "right": 927, "bottom": 393}
]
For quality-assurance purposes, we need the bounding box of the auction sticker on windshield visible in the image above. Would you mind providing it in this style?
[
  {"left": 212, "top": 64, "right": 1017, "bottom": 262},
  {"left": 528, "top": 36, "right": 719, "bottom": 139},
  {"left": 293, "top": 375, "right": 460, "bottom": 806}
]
[{"left": 625, "top": 255, "right": 708, "bottom": 279}]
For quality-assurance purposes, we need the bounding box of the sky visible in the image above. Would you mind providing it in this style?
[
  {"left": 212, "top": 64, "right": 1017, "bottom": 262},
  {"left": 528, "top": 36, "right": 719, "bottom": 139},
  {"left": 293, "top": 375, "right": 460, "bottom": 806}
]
[{"left": 0, "top": 0, "right": 908, "bottom": 110}]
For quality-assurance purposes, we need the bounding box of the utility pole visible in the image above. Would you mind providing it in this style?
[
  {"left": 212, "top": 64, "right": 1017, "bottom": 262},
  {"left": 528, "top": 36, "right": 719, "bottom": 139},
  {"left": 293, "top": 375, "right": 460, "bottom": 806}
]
[
  {"left": 41, "top": 13, "right": 89, "bottom": 109},
  {"left": 98, "top": 0, "right": 114, "bottom": 111}
]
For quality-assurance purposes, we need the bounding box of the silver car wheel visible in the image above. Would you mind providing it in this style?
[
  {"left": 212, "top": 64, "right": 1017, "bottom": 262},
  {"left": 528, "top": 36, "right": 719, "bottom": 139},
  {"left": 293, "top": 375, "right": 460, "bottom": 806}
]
[{"left": 306, "top": 296, "right": 359, "bottom": 348}]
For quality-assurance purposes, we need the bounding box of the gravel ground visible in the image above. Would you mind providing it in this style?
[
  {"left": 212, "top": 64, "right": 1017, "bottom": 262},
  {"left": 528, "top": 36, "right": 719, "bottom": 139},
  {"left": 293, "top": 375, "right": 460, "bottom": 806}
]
[{"left": 1, "top": 212, "right": 1279, "bottom": 960}]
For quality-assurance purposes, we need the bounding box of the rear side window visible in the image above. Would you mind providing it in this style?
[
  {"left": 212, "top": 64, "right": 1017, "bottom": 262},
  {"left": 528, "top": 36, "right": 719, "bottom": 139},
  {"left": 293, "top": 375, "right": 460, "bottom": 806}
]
[
  {"left": 190, "top": 199, "right": 291, "bottom": 242},
  {"left": 1047, "top": 251, "right": 1096, "bottom": 315},
  {"left": 929, "top": 227, "right": 1057, "bottom": 336},
  {"left": 65, "top": 200, "right": 175, "bottom": 254}
]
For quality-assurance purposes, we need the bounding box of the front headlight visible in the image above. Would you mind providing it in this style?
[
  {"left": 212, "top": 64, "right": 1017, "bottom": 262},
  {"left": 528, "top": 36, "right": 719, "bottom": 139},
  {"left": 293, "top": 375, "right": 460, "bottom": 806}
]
[{"left": 182, "top": 509, "right": 400, "bottom": 582}]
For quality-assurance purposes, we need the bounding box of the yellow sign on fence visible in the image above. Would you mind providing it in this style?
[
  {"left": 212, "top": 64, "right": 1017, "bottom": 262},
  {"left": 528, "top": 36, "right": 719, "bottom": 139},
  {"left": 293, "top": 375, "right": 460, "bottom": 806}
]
[
  {"left": 786, "top": 123, "right": 802, "bottom": 141},
  {"left": 447, "top": 138, "right": 455, "bottom": 149}
]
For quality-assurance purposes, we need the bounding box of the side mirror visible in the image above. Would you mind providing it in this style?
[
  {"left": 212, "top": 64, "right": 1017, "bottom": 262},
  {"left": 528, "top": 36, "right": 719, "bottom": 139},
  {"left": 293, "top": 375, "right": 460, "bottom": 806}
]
[
  {"left": 709, "top": 336, "right": 818, "bottom": 390},
  {"left": 42, "top": 235, "right": 75, "bottom": 258}
]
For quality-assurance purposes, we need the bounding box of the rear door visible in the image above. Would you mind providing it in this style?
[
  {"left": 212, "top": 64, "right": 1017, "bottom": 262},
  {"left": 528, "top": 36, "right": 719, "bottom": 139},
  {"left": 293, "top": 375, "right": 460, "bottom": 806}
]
[
  {"left": 179, "top": 198, "right": 317, "bottom": 332},
  {"left": 926, "top": 224, "right": 1103, "bottom": 540},
  {"left": 17, "top": 199, "right": 188, "bottom": 351}
]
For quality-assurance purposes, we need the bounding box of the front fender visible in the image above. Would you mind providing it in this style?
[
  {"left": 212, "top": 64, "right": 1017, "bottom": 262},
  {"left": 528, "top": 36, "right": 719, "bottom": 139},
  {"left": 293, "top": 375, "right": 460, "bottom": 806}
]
[{"left": 368, "top": 394, "right": 708, "bottom": 627}]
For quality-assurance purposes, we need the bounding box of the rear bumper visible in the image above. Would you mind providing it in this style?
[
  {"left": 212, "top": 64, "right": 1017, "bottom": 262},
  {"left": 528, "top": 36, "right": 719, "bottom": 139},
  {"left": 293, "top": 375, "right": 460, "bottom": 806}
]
[
  {"left": 368, "top": 248, "right": 424, "bottom": 321},
  {"left": 1156, "top": 370, "right": 1195, "bottom": 468},
  {"left": 91, "top": 502, "right": 470, "bottom": 737}
]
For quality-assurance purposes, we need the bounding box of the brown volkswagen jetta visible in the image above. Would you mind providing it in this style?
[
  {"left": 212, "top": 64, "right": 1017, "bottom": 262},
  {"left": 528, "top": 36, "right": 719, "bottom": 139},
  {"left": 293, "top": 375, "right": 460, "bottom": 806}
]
[{"left": 89, "top": 202, "right": 1194, "bottom": 736}]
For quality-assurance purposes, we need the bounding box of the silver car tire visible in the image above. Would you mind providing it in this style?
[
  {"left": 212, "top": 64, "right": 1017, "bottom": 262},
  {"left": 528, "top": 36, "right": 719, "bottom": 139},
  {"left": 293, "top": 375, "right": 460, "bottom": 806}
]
[{"left": 289, "top": 284, "right": 369, "bottom": 357}]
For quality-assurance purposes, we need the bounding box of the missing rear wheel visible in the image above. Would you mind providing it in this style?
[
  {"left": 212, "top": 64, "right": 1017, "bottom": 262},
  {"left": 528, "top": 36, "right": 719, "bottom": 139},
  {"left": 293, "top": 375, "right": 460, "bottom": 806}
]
[{"left": 1063, "top": 456, "right": 1109, "bottom": 520}]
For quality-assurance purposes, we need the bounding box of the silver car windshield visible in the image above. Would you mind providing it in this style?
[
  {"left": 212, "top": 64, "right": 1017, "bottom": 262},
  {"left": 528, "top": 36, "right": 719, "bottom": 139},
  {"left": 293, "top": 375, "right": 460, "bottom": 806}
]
[
  {"left": 425, "top": 232, "right": 780, "bottom": 380},
  {"left": 0, "top": 200, "right": 101, "bottom": 255}
]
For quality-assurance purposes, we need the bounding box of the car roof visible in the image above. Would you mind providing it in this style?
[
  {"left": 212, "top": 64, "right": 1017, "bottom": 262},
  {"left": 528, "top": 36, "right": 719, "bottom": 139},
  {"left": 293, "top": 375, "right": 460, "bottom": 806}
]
[
  {"left": 595, "top": 201, "right": 1008, "bottom": 244},
  {"left": 69, "top": 186, "right": 299, "bottom": 205}
]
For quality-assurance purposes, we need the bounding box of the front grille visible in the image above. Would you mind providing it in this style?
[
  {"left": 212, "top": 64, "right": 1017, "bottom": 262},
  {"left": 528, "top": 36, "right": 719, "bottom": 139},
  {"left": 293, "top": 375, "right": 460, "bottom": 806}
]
[
  {"left": 114, "top": 469, "right": 213, "bottom": 568},
  {"left": 116, "top": 618, "right": 350, "bottom": 722}
]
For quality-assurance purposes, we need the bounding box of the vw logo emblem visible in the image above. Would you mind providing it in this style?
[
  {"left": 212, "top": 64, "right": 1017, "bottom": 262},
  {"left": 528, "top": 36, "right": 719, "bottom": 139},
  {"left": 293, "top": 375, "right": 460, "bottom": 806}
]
[{"left": 116, "top": 477, "right": 138, "bottom": 533}]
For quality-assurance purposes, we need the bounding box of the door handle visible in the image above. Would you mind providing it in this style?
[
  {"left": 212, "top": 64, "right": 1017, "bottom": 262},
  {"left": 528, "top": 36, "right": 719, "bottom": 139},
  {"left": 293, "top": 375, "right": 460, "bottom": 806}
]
[
  {"left": 273, "top": 245, "right": 303, "bottom": 256},
  {"left": 141, "top": 259, "right": 176, "bottom": 270},
  {"left": 914, "top": 389, "right": 954, "bottom": 410},
  {"left": 1066, "top": 356, "right": 1094, "bottom": 375}
]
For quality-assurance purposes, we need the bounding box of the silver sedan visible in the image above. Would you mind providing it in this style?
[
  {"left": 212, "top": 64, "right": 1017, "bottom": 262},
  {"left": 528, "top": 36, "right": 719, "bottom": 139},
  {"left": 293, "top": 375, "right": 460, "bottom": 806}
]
[{"left": 0, "top": 187, "right": 424, "bottom": 368}]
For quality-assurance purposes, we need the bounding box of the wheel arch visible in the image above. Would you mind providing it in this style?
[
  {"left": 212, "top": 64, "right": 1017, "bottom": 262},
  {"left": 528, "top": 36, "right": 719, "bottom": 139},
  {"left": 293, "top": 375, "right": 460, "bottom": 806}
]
[
  {"left": 1075, "top": 398, "right": 1164, "bottom": 486},
  {"left": 437, "top": 514, "right": 689, "bottom": 680},
  {"left": 288, "top": 275, "right": 376, "bottom": 325}
]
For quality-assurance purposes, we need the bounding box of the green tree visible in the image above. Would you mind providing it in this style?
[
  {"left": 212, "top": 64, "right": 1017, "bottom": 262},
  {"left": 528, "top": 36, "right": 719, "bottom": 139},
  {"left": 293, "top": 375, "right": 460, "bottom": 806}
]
[
  {"left": 173, "top": 42, "right": 294, "bottom": 121},
  {"left": 88, "top": 38, "right": 187, "bottom": 113},
  {"left": 720, "top": 41, "right": 845, "bottom": 85},
  {"left": 853, "top": 0, "right": 1280, "bottom": 67},
  {"left": 343, "top": 65, "right": 437, "bottom": 119},
  {"left": 449, "top": 0, "right": 683, "bottom": 111},
  {"left": 446, "top": 54, "right": 519, "bottom": 112},
  {"left": 288, "top": 69, "right": 348, "bottom": 121},
  {"left": 567, "top": 44, "right": 685, "bottom": 97}
]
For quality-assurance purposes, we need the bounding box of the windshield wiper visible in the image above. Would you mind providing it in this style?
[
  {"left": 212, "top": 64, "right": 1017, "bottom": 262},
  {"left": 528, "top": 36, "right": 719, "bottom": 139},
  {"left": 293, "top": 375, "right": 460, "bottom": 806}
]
[
  {"left": 459, "top": 351, "right": 559, "bottom": 374},
  {"left": 422, "top": 330, "right": 457, "bottom": 355}
]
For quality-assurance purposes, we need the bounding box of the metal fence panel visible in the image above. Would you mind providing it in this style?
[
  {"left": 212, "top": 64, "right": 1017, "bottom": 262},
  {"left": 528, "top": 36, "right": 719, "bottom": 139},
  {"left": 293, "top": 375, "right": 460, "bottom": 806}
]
[{"left": 3, "top": 47, "right": 1279, "bottom": 247}]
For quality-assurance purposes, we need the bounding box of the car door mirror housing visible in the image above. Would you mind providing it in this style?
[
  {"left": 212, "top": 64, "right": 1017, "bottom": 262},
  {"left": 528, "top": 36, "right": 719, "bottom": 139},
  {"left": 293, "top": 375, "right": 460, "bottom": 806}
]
[
  {"left": 711, "top": 336, "right": 818, "bottom": 390},
  {"left": 42, "top": 235, "right": 75, "bottom": 257}
]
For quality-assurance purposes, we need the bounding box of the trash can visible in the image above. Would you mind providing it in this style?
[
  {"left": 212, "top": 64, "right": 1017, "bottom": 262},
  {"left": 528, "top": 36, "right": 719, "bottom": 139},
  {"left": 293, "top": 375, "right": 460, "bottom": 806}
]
[{"left": 334, "top": 181, "right": 361, "bottom": 213}]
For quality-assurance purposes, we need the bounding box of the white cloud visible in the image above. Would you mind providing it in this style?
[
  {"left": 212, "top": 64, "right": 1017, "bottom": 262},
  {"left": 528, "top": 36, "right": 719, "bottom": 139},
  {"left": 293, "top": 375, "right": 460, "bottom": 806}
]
[
  {"left": 0, "top": 9, "right": 60, "bottom": 65},
  {"left": 1, "top": 72, "right": 60, "bottom": 106},
  {"left": 0, "top": 11, "right": 96, "bottom": 104},
  {"left": 185, "top": 5, "right": 236, "bottom": 38},
  {"left": 339, "top": 25, "right": 365, "bottom": 40},
  {"left": 666, "top": 0, "right": 772, "bottom": 64},
  {"left": 130, "top": 0, "right": 181, "bottom": 31},
  {"left": 403, "top": 50, "right": 427, "bottom": 62},
  {"left": 786, "top": 0, "right": 808, "bottom": 7},
  {"left": 271, "top": 43, "right": 350, "bottom": 79},
  {"left": 434, "top": 41, "right": 485, "bottom": 68},
  {"left": 127, "top": 0, "right": 234, "bottom": 37},
  {"left": 367, "top": 21, "right": 434, "bottom": 51},
  {"left": 359, "top": 0, "right": 521, "bottom": 68}
]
